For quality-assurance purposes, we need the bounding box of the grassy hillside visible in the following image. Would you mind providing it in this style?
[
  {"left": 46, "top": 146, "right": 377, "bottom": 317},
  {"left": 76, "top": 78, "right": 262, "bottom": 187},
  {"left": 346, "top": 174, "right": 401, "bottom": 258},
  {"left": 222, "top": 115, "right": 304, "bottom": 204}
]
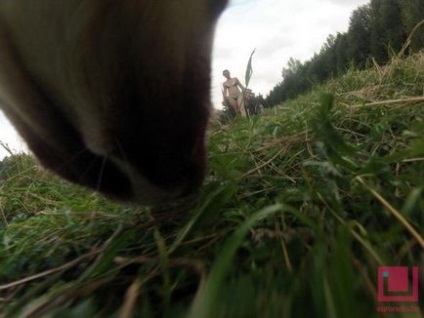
[{"left": 1, "top": 53, "right": 423, "bottom": 317}]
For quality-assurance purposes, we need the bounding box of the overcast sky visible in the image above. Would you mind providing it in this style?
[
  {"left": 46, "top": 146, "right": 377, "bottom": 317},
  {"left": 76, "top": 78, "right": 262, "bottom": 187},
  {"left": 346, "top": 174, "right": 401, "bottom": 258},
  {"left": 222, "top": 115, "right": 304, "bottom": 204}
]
[
  {"left": 212, "top": 0, "right": 370, "bottom": 107},
  {"left": 0, "top": 0, "right": 370, "bottom": 159}
]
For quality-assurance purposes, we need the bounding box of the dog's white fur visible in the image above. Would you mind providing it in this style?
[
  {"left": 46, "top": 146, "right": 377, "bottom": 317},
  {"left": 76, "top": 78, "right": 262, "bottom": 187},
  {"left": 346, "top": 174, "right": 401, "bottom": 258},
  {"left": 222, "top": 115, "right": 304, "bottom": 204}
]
[{"left": 0, "top": 0, "right": 227, "bottom": 204}]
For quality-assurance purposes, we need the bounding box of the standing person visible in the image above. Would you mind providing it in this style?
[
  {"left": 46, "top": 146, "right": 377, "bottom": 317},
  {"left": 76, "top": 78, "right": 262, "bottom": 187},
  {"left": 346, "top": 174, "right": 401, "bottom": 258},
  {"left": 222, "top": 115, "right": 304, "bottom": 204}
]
[{"left": 222, "top": 69, "right": 247, "bottom": 117}]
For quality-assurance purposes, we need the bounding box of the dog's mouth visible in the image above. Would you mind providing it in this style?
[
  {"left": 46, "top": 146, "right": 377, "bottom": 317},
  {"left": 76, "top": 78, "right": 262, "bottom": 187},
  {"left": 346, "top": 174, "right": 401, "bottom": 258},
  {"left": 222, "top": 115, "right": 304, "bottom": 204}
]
[
  {"left": 71, "top": 105, "right": 208, "bottom": 205},
  {"left": 55, "top": 141, "right": 205, "bottom": 205}
]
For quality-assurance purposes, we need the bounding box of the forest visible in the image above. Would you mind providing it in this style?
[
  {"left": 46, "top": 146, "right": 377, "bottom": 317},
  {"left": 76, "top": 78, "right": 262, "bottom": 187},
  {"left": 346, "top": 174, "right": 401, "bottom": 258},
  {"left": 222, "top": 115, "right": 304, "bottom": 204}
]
[{"left": 265, "top": 0, "right": 424, "bottom": 106}]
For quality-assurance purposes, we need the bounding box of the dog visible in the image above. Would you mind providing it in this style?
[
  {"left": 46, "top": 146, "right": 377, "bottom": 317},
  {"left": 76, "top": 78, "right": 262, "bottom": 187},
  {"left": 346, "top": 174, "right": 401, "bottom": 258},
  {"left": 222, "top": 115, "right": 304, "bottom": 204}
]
[{"left": 0, "top": 0, "right": 228, "bottom": 205}]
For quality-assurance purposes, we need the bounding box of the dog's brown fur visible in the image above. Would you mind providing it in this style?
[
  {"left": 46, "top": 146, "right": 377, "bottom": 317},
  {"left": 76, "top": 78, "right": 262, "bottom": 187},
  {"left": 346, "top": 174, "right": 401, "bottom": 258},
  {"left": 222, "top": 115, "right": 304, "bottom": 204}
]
[{"left": 0, "top": 0, "right": 227, "bottom": 204}]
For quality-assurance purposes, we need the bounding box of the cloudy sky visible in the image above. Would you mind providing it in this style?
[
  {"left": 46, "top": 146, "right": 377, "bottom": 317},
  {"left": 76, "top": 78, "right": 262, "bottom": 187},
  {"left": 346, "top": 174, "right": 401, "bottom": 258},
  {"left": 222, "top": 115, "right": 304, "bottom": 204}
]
[
  {"left": 0, "top": 0, "right": 370, "bottom": 159},
  {"left": 212, "top": 0, "right": 370, "bottom": 107}
]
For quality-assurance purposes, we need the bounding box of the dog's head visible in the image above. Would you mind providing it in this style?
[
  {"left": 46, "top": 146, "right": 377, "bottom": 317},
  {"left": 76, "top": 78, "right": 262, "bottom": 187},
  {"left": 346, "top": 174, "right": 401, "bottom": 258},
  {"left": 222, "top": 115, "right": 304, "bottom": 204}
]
[{"left": 0, "top": 0, "right": 228, "bottom": 204}]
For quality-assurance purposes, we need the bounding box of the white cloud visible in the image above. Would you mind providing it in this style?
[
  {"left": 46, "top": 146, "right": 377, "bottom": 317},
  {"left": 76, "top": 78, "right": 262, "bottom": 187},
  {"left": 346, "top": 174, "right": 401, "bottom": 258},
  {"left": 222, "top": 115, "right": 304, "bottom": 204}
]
[
  {"left": 0, "top": 113, "right": 28, "bottom": 158},
  {"left": 212, "top": 0, "right": 370, "bottom": 107}
]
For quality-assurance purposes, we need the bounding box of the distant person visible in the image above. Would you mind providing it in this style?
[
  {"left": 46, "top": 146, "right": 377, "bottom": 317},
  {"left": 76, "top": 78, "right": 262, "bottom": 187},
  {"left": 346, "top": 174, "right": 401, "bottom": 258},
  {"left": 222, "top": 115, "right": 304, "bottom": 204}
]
[
  {"left": 244, "top": 89, "right": 263, "bottom": 116},
  {"left": 222, "top": 69, "right": 247, "bottom": 117},
  {"left": 244, "top": 89, "right": 255, "bottom": 116}
]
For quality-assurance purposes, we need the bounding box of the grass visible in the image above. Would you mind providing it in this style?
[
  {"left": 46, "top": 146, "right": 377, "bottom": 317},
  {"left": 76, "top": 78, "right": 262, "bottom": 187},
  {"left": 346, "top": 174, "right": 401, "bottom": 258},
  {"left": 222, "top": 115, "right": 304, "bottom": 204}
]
[{"left": 1, "top": 52, "right": 424, "bottom": 317}]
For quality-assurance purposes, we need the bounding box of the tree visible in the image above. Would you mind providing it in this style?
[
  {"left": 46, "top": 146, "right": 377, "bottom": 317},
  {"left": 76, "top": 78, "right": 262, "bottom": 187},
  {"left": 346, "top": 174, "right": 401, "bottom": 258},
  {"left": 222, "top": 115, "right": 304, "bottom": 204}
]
[
  {"left": 371, "top": 0, "right": 406, "bottom": 64},
  {"left": 401, "top": 0, "right": 424, "bottom": 52},
  {"left": 334, "top": 33, "right": 350, "bottom": 75},
  {"left": 347, "top": 4, "right": 372, "bottom": 69},
  {"left": 312, "top": 35, "right": 338, "bottom": 82},
  {"left": 282, "top": 58, "right": 303, "bottom": 78}
]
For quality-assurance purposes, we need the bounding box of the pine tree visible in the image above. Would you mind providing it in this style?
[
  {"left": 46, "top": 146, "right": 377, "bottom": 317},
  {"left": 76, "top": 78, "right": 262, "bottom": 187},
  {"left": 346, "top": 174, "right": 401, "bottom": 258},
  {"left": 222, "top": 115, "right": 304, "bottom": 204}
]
[
  {"left": 371, "top": 0, "right": 406, "bottom": 64},
  {"left": 347, "top": 4, "right": 372, "bottom": 69},
  {"left": 401, "top": 0, "right": 424, "bottom": 52},
  {"left": 334, "top": 33, "right": 349, "bottom": 75}
]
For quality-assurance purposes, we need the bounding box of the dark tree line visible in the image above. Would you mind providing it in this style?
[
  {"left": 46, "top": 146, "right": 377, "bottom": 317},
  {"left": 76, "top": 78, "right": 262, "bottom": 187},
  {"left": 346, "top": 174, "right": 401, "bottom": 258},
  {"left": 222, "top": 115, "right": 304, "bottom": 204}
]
[{"left": 265, "top": 0, "right": 424, "bottom": 107}]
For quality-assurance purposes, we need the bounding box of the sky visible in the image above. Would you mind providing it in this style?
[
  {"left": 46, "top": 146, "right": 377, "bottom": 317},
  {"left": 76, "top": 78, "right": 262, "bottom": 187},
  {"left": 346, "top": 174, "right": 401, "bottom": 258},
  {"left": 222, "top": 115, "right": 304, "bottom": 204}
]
[
  {"left": 212, "top": 0, "right": 370, "bottom": 107},
  {"left": 0, "top": 0, "right": 370, "bottom": 159}
]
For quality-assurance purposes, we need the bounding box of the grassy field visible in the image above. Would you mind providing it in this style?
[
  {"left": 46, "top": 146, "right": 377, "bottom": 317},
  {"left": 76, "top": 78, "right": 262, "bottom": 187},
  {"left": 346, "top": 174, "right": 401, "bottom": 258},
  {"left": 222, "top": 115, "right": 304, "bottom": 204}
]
[{"left": 1, "top": 53, "right": 423, "bottom": 317}]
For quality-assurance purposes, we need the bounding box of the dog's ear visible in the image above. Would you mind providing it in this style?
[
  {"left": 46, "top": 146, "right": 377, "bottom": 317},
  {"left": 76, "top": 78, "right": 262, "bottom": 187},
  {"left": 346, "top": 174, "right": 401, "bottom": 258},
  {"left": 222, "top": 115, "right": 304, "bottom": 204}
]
[{"left": 0, "top": 0, "right": 228, "bottom": 205}]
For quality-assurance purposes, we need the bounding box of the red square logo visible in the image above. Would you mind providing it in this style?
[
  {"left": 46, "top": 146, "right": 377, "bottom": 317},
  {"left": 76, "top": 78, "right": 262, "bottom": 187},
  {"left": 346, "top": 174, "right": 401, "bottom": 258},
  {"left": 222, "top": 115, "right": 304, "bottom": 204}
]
[{"left": 378, "top": 266, "right": 419, "bottom": 302}]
